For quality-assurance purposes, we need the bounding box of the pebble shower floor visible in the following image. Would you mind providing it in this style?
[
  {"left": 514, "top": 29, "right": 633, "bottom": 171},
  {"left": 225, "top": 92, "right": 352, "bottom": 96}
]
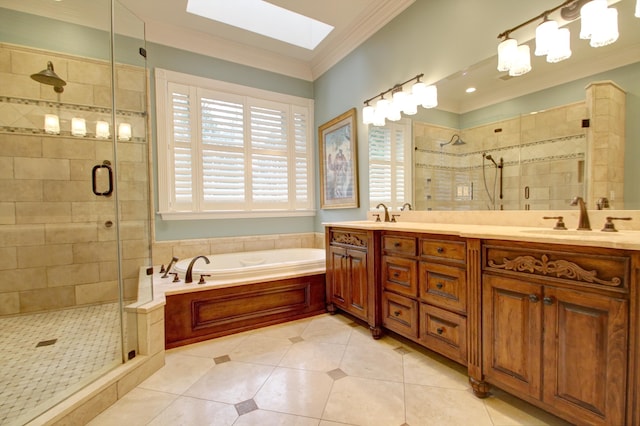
[{"left": 0, "top": 303, "right": 123, "bottom": 425}]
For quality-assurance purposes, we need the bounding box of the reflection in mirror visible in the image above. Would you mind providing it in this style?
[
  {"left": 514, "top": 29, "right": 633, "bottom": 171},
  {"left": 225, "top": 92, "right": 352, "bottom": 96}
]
[{"left": 399, "top": 0, "right": 639, "bottom": 211}]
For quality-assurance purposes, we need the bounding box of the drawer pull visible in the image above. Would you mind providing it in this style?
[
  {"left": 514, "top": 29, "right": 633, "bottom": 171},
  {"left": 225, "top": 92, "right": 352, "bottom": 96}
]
[
  {"left": 436, "top": 282, "right": 444, "bottom": 289},
  {"left": 436, "top": 247, "right": 444, "bottom": 254},
  {"left": 393, "top": 310, "right": 401, "bottom": 317},
  {"left": 529, "top": 294, "right": 539, "bottom": 303},
  {"left": 543, "top": 296, "right": 555, "bottom": 306},
  {"left": 394, "top": 242, "right": 401, "bottom": 247},
  {"left": 393, "top": 272, "right": 400, "bottom": 278},
  {"left": 436, "top": 327, "right": 445, "bottom": 335}
]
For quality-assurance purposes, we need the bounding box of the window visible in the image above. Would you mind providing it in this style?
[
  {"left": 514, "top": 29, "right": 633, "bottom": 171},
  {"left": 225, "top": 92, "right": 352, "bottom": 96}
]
[
  {"left": 155, "top": 69, "right": 314, "bottom": 219},
  {"left": 368, "top": 119, "right": 412, "bottom": 211}
]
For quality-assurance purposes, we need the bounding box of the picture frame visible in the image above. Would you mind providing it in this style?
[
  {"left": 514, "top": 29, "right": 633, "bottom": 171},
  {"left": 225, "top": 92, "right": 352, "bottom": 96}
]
[{"left": 318, "top": 108, "right": 359, "bottom": 209}]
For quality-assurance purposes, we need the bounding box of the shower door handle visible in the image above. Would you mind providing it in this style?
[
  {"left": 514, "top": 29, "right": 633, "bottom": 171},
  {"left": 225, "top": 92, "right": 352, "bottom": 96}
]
[{"left": 92, "top": 162, "right": 113, "bottom": 196}]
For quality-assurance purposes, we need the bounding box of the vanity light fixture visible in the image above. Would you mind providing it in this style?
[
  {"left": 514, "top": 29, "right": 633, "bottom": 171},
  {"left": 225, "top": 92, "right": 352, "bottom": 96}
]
[
  {"left": 362, "top": 73, "right": 437, "bottom": 126},
  {"left": 497, "top": 0, "right": 619, "bottom": 75}
]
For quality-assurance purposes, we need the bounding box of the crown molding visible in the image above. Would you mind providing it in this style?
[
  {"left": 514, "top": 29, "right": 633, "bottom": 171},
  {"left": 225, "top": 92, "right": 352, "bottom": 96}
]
[
  {"left": 310, "top": 0, "right": 415, "bottom": 79},
  {"left": 145, "top": 19, "right": 314, "bottom": 81}
]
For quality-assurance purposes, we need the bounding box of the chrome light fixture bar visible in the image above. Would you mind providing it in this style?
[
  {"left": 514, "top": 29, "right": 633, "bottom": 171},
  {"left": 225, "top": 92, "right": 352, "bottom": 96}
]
[
  {"left": 362, "top": 73, "right": 437, "bottom": 127},
  {"left": 497, "top": 0, "right": 620, "bottom": 77}
]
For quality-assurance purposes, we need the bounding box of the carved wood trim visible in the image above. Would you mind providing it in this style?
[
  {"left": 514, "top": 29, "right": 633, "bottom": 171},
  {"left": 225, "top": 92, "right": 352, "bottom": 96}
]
[
  {"left": 331, "top": 232, "right": 367, "bottom": 248},
  {"left": 488, "top": 254, "right": 622, "bottom": 287}
]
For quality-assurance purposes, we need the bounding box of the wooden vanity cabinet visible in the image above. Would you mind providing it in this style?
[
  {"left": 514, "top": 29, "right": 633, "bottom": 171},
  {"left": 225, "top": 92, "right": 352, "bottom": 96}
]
[
  {"left": 481, "top": 241, "right": 631, "bottom": 426},
  {"left": 381, "top": 231, "right": 468, "bottom": 364},
  {"left": 326, "top": 227, "right": 381, "bottom": 337}
]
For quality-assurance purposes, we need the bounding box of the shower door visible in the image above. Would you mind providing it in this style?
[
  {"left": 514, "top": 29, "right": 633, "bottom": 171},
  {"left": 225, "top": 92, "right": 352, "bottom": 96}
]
[{"left": 0, "top": 0, "right": 152, "bottom": 423}]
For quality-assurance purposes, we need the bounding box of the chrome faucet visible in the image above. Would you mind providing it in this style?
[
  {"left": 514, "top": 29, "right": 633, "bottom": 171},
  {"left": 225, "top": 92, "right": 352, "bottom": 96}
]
[
  {"left": 376, "top": 203, "right": 390, "bottom": 222},
  {"left": 400, "top": 202, "right": 412, "bottom": 211},
  {"left": 161, "top": 256, "right": 179, "bottom": 278},
  {"left": 570, "top": 196, "right": 591, "bottom": 230},
  {"left": 185, "top": 255, "right": 210, "bottom": 283}
]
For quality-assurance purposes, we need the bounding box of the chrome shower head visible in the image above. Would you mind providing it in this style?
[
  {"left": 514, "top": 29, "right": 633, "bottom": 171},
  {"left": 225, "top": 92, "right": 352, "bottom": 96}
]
[
  {"left": 31, "top": 61, "right": 66, "bottom": 93},
  {"left": 440, "top": 134, "right": 466, "bottom": 148}
]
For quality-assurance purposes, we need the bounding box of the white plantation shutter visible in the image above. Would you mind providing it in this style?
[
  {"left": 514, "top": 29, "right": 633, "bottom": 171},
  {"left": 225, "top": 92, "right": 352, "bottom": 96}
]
[
  {"left": 156, "top": 69, "right": 314, "bottom": 218},
  {"left": 368, "top": 120, "right": 412, "bottom": 211}
]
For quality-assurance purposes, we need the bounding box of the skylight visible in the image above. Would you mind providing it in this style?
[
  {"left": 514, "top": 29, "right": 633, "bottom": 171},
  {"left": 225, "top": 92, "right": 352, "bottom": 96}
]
[{"left": 186, "top": 0, "right": 334, "bottom": 50}]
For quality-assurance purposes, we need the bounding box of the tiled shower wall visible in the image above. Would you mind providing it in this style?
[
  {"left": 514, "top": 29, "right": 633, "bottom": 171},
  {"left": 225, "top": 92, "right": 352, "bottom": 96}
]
[
  {"left": 0, "top": 43, "right": 150, "bottom": 315},
  {"left": 414, "top": 102, "right": 589, "bottom": 211}
]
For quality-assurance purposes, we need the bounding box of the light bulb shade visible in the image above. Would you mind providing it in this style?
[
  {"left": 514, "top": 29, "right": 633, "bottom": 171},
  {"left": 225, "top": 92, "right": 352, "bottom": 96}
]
[
  {"left": 363, "top": 105, "right": 375, "bottom": 125},
  {"left": 387, "top": 103, "right": 402, "bottom": 121},
  {"left": 403, "top": 94, "right": 418, "bottom": 115},
  {"left": 421, "top": 85, "right": 438, "bottom": 109},
  {"left": 497, "top": 38, "right": 518, "bottom": 72},
  {"left": 375, "top": 98, "right": 390, "bottom": 119},
  {"left": 636, "top": 0, "right": 640, "bottom": 18},
  {"left": 392, "top": 90, "right": 408, "bottom": 113},
  {"left": 96, "top": 121, "right": 110, "bottom": 139},
  {"left": 118, "top": 122, "right": 132, "bottom": 141},
  {"left": 71, "top": 117, "right": 87, "bottom": 137},
  {"left": 508, "top": 45, "right": 532, "bottom": 77},
  {"left": 535, "top": 20, "right": 558, "bottom": 56},
  {"left": 590, "top": 7, "right": 618, "bottom": 47},
  {"left": 547, "top": 28, "right": 572, "bottom": 63},
  {"left": 372, "top": 113, "right": 386, "bottom": 127},
  {"left": 580, "top": 0, "right": 607, "bottom": 39},
  {"left": 44, "top": 114, "right": 60, "bottom": 134}
]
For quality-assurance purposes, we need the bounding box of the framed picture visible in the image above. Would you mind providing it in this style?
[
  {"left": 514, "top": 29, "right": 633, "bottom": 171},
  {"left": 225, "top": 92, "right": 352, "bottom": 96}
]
[{"left": 318, "top": 108, "right": 359, "bottom": 209}]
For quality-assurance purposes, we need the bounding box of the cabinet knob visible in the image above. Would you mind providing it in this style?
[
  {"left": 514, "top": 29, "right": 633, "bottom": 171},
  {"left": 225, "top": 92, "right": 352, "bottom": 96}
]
[
  {"left": 394, "top": 242, "right": 401, "bottom": 247},
  {"left": 393, "top": 272, "right": 400, "bottom": 278},
  {"left": 436, "top": 247, "right": 444, "bottom": 254},
  {"left": 543, "top": 296, "right": 555, "bottom": 305},
  {"left": 393, "top": 310, "right": 401, "bottom": 317},
  {"left": 529, "top": 294, "right": 539, "bottom": 303},
  {"left": 436, "top": 327, "right": 444, "bottom": 335},
  {"left": 436, "top": 282, "right": 444, "bottom": 289}
]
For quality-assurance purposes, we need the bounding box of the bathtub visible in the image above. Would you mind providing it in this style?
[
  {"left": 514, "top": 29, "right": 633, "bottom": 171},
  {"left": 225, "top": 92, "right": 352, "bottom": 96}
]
[
  {"left": 160, "top": 248, "right": 327, "bottom": 348},
  {"left": 172, "top": 247, "right": 325, "bottom": 283}
]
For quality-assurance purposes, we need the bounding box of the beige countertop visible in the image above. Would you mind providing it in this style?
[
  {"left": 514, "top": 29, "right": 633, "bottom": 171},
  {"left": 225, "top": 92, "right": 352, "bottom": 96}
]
[{"left": 323, "top": 220, "right": 640, "bottom": 251}]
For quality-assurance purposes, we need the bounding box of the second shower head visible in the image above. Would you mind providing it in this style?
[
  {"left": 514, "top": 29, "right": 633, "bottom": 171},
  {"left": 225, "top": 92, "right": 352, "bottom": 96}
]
[
  {"left": 31, "top": 61, "right": 67, "bottom": 93},
  {"left": 440, "top": 134, "right": 466, "bottom": 148}
]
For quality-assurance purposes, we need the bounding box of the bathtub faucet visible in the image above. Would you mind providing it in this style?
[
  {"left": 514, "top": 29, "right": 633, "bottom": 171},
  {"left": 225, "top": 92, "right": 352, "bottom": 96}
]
[
  {"left": 161, "top": 256, "right": 179, "bottom": 278},
  {"left": 185, "top": 255, "right": 210, "bottom": 283}
]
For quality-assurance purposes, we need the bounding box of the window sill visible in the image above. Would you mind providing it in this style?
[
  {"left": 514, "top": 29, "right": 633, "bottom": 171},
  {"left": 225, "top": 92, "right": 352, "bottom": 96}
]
[{"left": 157, "top": 210, "right": 317, "bottom": 220}]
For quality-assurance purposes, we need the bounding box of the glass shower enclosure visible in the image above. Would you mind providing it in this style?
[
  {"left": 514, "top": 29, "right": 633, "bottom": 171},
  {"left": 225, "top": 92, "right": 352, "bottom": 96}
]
[{"left": 0, "top": 0, "right": 152, "bottom": 424}]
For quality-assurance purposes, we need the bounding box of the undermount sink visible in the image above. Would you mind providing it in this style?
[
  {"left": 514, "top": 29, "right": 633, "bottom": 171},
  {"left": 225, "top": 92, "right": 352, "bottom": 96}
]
[{"left": 520, "top": 229, "right": 618, "bottom": 236}]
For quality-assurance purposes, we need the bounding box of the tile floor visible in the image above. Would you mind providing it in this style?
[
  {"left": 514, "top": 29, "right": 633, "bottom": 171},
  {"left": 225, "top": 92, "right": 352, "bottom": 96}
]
[
  {"left": 90, "top": 313, "right": 570, "bottom": 426},
  {"left": 0, "top": 304, "right": 122, "bottom": 426}
]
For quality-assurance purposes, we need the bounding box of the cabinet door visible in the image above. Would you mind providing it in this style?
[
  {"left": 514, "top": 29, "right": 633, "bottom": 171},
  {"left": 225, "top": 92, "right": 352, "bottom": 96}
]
[
  {"left": 542, "top": 286, "right": 628, "bottom": 426},
  {"left": 347, "top": 248, "right": 368, "bottom": 318},
  {"left": 483, "top": 275, "right": 543, "bottom": 399},
  {"left": 328, "top": 245, "right": 348, "bottom": 310}
]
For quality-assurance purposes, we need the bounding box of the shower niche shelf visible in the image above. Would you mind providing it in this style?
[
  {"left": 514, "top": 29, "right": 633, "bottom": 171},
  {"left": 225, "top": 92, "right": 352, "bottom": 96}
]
[{"left": 0, "top": 95, "right": 146, "bottom": 141}]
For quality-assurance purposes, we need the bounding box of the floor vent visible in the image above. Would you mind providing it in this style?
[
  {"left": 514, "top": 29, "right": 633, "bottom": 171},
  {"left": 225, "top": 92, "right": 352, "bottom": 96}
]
[{"left": 36, "top": 339, "right": 57, "bottom": 348}]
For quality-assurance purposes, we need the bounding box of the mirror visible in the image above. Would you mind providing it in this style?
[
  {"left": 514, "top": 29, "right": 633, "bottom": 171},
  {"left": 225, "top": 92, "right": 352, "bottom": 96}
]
[{"left": 404, "top": 0, "right": 639, "bottom": 211}]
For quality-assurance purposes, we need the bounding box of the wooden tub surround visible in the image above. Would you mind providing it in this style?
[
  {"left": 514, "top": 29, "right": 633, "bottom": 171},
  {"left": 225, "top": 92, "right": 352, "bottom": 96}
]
[
  {"left": 164, "top": 274, "right": 326, "bottom": 349},
  {"left": 325, "top": 221, "right": 640, "bottom": 426}
]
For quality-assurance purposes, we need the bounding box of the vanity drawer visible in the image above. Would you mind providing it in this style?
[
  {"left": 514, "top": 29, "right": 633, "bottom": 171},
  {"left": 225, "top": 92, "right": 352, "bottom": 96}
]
[
  {"left": 382, "top": 234, "right": 417, "bottom": 256},
  {"left": 382, "top": 291, "right": 419, "bottom": 338},
  {"left": 420, "top": 239, "right": 466, "bottom": 263},
  {"left": 383, "top": 256, "right": 418, "bottom": 296},
  {"left": 419, "top": 303, "right": 467, "bottom": 364},
  {"left": 483, "top": 242, "right": 630, "bottom": 293},
  {"left": 419, "top": 262, "right": 466, "bottom": 314}
]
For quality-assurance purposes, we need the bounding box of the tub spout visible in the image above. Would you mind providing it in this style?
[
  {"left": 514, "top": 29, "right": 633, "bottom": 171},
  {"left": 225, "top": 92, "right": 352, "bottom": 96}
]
[{"left": 185, "top": 255, "right": 210, "bottom": 283}]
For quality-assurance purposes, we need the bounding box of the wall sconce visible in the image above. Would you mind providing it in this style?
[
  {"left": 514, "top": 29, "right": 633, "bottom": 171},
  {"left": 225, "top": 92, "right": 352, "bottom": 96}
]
[
  {"left": 96, "top": 121, "right": 110, "bottom": 139},
  {"left": 118, "top": 123, "right": 132, "bottom": 141},
  {"left": 497, "top": 0, "right": 619, "bottom": 76},
  {"left": 362, "top": 73, "right": 437, "bottom": 127},
  {"left": 44, "top": 114, "right": 60, "bottom": 134},
  {"left": 71, "top": 118, "right": 87, "bottom": 137}
]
